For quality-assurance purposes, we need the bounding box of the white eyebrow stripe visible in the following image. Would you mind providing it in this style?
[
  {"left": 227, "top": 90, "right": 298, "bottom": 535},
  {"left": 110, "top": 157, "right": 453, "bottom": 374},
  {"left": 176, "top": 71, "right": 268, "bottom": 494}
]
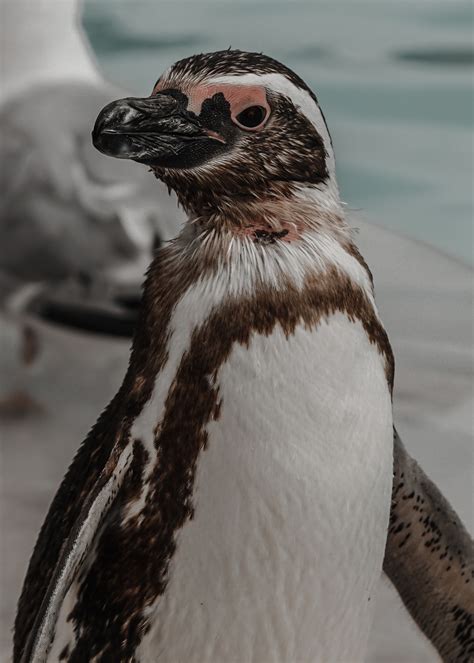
[{"left": 208, "top": 72, "right": 336, "bottom": 180}]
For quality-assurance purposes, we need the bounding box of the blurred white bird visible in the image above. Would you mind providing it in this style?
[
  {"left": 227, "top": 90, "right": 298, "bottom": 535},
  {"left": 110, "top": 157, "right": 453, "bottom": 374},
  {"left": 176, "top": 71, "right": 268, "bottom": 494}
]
[{"left": 0, "top": 0, "right": 184, "bottom": 296}]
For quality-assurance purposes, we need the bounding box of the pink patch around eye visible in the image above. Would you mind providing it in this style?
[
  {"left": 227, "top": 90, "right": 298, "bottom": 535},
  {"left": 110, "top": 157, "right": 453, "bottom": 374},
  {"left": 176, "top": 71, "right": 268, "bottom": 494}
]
[
  {"left": 186, "top": 84, "right": 270, "bottom": 127},
  {"left": 152, "top": 81, "right": 270, "bottom": 129}
]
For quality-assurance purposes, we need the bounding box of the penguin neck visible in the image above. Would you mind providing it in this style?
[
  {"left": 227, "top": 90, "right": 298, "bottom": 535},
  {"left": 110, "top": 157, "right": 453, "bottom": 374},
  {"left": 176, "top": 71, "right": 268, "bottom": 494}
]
[
  {"left": 182, "top": 186, "right": 357, "bottom": 267},
  {"left": 153, "top": 187, "right": 374, "bottom": 308},
  {"left": 1, "top": 0, "right": 100, "bottom": 101}
]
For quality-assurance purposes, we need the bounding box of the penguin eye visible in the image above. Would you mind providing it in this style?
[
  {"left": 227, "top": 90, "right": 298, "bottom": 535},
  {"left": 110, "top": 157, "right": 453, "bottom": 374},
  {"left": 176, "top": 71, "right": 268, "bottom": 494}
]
[{"left": 234, "top": 105, "right": 268, "bottom": 130}]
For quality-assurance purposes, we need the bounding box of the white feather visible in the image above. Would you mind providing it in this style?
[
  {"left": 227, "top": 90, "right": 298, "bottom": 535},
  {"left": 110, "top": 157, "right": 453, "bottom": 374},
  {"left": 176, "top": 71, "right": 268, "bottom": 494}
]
[
  {"left": 138, "top": 314, "right": 393, "bottom": 662},
  {"left": 126, "top": 229, "right": 376, "bottom": 521}
]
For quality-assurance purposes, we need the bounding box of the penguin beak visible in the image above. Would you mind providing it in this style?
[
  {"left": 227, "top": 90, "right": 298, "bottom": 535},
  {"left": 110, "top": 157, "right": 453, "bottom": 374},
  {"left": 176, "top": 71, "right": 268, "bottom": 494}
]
[{"left": 92, "top": 94, "right": 224, "bottom": 167}]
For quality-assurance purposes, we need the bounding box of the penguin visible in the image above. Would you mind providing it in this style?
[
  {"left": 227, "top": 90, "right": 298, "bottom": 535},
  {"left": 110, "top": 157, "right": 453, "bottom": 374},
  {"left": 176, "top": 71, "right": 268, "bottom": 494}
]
[{"left": 14, "top": 50, "right": 473, "bottom": 663}]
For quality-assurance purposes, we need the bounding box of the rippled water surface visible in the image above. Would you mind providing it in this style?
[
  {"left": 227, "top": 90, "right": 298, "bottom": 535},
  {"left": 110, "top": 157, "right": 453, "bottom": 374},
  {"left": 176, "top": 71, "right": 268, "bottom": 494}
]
[{"left": 84, "top": 0, "right": 473, "bottom": 263}]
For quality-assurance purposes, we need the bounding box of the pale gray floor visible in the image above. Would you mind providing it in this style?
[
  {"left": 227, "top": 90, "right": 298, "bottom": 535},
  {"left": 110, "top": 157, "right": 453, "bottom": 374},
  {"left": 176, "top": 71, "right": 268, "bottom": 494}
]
[{"left": 1, "top": 221, "right": 472, "bottom": 661}]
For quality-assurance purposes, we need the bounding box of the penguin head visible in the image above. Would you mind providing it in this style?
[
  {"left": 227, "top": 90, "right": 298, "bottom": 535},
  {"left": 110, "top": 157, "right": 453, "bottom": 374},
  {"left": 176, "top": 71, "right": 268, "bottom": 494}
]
[{"left": 93, "top": 50, "right": 338, "bottom": 212}]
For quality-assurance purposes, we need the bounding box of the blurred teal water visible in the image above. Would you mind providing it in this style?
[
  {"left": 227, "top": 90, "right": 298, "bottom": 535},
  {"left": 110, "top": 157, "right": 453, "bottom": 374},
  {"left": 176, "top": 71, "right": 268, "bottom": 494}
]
[{"left": 83, "top": 0, "right": 473, "bottom": 264}]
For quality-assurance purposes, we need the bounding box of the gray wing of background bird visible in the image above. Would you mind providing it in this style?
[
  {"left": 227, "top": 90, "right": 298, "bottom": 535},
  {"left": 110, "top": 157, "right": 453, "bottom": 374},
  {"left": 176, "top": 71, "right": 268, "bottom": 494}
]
[
  {"left": 0, "top": 81, "right": 184, "bottom": 292},
  {"left": 0, "top": 0, "right": 185, "bottom": 300}
]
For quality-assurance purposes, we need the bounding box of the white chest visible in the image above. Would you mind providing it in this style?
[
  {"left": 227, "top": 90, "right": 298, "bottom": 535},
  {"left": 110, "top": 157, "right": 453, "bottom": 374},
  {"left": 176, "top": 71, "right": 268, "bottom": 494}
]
[{"left": 139, "top": 313, "right": 393, "bottom": 663}]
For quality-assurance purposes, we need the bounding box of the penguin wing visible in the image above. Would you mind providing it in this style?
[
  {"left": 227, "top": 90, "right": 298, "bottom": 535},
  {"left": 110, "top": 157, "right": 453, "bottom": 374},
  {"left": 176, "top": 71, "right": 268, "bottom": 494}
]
[
  {"left": 13, "top": 390, "right": 133, "bottom": 663},
  {"left": 27, "top": 448, "right": 133, "bottom": 663},
  {"left": 384, "top": 429, "right": 474, "bottom": 661}
]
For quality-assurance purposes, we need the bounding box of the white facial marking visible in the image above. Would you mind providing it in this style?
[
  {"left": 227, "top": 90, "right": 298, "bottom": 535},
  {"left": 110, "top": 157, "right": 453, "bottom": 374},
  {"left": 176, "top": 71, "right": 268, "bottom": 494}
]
[
  {"left": 209, "top": 72, "right": 336, "bottom": 179},
  {"left": 205, "top": 72, "right": 340, "bottom": 209}
]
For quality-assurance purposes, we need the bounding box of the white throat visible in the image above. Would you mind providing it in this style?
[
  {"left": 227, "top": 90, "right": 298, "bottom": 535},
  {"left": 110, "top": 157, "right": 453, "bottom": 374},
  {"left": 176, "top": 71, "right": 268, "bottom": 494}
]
[{"left": 1, "top": 0, "right": 100, "bottom": 101}]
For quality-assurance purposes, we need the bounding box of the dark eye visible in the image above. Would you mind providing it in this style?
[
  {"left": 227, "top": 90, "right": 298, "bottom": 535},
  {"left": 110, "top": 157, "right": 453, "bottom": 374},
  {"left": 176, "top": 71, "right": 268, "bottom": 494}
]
[{"left": 235, "top": 105, "right": 267, "bottom": 129}]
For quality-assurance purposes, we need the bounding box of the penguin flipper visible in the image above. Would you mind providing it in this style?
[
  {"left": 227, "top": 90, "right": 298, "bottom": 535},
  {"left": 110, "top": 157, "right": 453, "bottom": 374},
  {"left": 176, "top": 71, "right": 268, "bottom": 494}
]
[
  {"left": 384, "top": 428, "right": 474, "bottom": 661},
  {"left": 25, "top": 446, "right": 134, "bottom": 663},
  {"left": 16, "top": 439, "right": 134, "bottom": 663},
  {"left": 13, "top": 377, "right": 136, "bottom": 663}
]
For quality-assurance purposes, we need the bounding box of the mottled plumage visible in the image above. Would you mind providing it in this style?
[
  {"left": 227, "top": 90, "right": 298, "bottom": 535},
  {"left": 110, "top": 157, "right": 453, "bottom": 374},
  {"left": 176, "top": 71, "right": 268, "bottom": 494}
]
[{"left": 14, "top": 50, "right": 473, "bottom": 663}]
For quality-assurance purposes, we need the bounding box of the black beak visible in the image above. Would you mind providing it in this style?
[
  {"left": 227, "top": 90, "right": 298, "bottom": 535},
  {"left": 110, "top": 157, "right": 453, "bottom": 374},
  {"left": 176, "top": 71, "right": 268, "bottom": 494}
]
[{"left": 92, "top": 94, "right": 217, "bottom": 167}]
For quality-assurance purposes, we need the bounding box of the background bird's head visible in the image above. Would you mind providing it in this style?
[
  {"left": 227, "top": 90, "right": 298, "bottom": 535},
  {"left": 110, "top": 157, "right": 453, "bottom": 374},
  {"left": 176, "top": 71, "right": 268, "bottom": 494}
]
[{"left": 93, "top": 50, "right": 339, "bottom": 217}]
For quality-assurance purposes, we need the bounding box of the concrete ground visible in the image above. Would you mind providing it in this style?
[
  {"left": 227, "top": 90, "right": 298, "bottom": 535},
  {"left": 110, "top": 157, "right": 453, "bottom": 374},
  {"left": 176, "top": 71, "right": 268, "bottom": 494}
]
[{"left": 1, "top": 221, "right": 472, "bottom": 661}]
